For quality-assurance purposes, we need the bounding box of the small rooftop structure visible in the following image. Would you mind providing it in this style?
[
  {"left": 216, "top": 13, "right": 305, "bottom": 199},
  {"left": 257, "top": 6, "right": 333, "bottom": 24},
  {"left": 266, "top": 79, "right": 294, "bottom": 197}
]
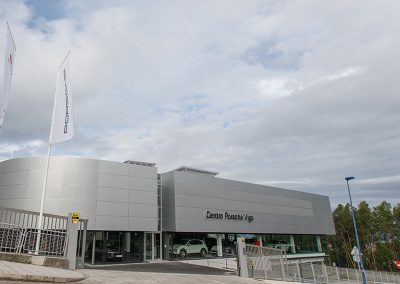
[
  {"left": 174, "top": 166, "right": 219, "bottom": 176},
  {"left": 123, "top": 160, "right": 156, "bottom": 167}
]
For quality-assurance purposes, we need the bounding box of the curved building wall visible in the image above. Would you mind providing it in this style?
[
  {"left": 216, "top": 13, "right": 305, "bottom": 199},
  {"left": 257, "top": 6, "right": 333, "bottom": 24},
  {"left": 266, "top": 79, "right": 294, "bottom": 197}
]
[{"left": 0, "top": 157, "right": 158, "bottom": 231}]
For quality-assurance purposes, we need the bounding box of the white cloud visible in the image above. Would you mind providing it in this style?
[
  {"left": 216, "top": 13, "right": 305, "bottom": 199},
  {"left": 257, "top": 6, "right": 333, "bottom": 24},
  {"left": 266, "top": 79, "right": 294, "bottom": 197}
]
[
  {"left": 358, "top": 175, "right": 400, "bottom": 185},
  {"left": 0, "top": 0, "right": 399, "bottom": 207}
]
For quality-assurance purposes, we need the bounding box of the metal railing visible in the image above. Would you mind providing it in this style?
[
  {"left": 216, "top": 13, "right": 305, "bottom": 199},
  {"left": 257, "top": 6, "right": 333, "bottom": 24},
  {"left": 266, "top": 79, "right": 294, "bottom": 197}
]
[
  {"left": 244, "top": 244, "right": 400, "bottom": 283},
  {"left": 175, "top": 251, "right": 238, "bottom": 272},
  {"left": 287, "top": 262, "right": 400, "bottom": 284},
  {"left": 20, "top": 227, "right": 67, "bottom": 256},
  {"left": 204, "top": 252, "right": 237, "bottom": 271},
  {"left": 0, "top": 207, "right": 69, "bottom": 257},
  {"left": 0, "top": 223, "right": 25, "bottom": 253},
  {"left": 245, "top": 244, "right": 288, "bottom": 280}
]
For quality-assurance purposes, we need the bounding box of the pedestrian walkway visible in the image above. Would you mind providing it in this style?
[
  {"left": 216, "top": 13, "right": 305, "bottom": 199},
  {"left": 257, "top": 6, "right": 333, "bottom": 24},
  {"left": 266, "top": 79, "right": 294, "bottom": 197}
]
[{"left": 0, "top": 260, "right": 86, "bottom": 282}]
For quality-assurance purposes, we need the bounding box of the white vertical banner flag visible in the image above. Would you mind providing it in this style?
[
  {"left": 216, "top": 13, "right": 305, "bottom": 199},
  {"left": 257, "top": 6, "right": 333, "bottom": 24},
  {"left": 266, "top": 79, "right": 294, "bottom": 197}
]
[
  {"left": 0, "top": 23, "right": 16, "bottom": 127},
  {"left": 49, "top": 52, "right": 74, "bottom": 143}
]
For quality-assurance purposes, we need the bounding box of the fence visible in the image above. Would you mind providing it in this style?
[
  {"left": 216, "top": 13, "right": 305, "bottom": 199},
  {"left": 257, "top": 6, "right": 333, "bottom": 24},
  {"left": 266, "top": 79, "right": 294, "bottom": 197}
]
[
  {"left": 0, "top": 207, "right": 86, "bottom": 259},
  {"left": 244, "top": 243, "right": 400, "bottom": 283},
  {"left": 287, "top": 262, "right": 400, "bottom": 284},
  {"left": 174, "top": 249, "right": 238, "bottom": 271},
  {"left": 0, "top": 222, "right": 25, "bottom": 253},
  {"left": 245, "top": 244, "right": 288, "bottom": 280}
]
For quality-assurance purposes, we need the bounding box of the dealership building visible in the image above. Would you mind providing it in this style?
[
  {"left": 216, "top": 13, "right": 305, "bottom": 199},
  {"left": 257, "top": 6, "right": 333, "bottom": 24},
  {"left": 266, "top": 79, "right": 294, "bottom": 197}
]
[{"left": 0, "top": 157, "right": 335, "bottom": 264}]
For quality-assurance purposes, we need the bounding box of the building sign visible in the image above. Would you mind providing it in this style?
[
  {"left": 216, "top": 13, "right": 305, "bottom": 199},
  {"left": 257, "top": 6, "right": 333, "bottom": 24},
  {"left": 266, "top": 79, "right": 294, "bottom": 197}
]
[{"left": 204, "top": 210, "right": 254, "bottom": 223}]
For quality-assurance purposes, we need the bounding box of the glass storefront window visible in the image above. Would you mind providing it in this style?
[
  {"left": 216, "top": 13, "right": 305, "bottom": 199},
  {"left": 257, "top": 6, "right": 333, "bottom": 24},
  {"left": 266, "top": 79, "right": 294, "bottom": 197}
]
[
  {"left": 85, "top": 231, "right": 145, "bottom": 264},
  {"left": 85, "top": 231, "right": 328, "bottom": 264},
  {"left": 126, "top": 232, "right": 144, "bottom": 262},
  {"left": 293, "top": 235, "right": 319, "bottom": 253}
]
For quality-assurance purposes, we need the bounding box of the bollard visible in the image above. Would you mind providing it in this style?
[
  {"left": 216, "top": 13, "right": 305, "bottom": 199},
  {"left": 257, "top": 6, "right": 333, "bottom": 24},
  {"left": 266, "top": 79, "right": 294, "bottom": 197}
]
[
  {"left": 237, "top": 237, "right": 249, "bottom": 278},
  {"left": 66, "top": 213, "right": 79, "bottom": 270}
]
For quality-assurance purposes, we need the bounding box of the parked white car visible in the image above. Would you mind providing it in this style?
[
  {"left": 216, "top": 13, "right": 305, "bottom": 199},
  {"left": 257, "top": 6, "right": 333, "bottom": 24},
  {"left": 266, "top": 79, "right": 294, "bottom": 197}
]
[
  {"left": 173, "top": 239, "right": 208, "bottom": 258},
  {"left": 266, "top": 240, "right": 292, "bottom": 252}
]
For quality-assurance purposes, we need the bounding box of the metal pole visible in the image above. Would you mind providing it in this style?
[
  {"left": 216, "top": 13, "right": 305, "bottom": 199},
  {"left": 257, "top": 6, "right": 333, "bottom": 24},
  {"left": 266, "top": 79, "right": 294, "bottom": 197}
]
[
  {"left": 297, "top": 263, "right": 302, "bottom": 283},
  {"left": 323, "top": 263, "right": 329, "bottom": 283},
  {"left": 336, "top": 266, "right": 340, "bottom": 282},
  {"left": 35, "top": 143, "right": 52, "bottom": 255},
  {"left": 310, "top": 262, "right": 316, "bottom": 284},
  {"left": 91, "top": 232, "right": 96, "bottom": 265},
  {"left": 346, "top": 179, "right": 367, "bottom": 284},
  {"left": 34, "top": 52, "right": 69, "bottom": 255}
]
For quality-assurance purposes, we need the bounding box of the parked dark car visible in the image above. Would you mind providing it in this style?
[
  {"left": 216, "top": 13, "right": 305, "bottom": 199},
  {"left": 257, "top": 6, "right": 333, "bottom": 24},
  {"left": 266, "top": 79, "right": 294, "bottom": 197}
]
[{"left": 86, "top": 240, "right": 126, "bottom": 261}]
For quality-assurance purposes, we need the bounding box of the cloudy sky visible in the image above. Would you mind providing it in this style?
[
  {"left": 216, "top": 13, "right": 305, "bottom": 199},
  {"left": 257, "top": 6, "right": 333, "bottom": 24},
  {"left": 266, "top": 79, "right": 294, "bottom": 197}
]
[{"left": 0, "top": 0, "right": 399, "bottom": 208}]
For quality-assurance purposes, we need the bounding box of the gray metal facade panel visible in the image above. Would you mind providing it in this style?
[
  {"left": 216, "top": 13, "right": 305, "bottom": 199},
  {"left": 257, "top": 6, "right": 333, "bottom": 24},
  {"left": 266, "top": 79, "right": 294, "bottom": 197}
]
[
  {"left": 167, "top": 171, "right": 335, "bottom": 235},
  {"left": 129, "top": 165, "right": 157, "bottom": 179},
  {"left": 0, "top": 157, "right": 335, "bottom": 235},
  {"left": 0, "top": 157, "right": 159, "bottom": 232},
  {"left": 129, "top": 177, "right": 157, "bottom": 192},
  {"left": 161, "top": 172, "right": 176, "bottom": 231}
]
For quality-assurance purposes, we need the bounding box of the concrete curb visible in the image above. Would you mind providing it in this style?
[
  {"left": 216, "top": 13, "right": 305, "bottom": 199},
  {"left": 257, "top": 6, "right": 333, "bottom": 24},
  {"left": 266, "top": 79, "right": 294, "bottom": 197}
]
[
  {"left": 0, "top": 253, "right": 69, "bottom": 269},
  {"left": 0, "top": 273, "right": 87, "bottom": 283}
]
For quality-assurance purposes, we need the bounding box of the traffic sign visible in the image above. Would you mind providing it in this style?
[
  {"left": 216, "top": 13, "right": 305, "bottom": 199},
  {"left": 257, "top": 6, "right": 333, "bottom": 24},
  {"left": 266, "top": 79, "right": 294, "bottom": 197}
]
[
  {"left": 396, "top": 261, "right": 400, "bottom": 270},
  {"left": 351, "top": 246, "right": 361, "bottom": 263}
]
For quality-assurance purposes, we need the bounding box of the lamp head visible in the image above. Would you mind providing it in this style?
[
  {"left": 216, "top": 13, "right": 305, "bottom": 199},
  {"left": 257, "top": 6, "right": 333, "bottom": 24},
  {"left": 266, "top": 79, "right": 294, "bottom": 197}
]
[{"left": 345, "top": 176, "right": 355, "bottom": 181}]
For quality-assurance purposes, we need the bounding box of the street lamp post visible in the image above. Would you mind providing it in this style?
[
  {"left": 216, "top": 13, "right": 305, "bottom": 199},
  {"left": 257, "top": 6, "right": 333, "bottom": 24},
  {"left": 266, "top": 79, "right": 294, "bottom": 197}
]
[{"left": 345, "top": 176, "right": 367, "bottom": 284}]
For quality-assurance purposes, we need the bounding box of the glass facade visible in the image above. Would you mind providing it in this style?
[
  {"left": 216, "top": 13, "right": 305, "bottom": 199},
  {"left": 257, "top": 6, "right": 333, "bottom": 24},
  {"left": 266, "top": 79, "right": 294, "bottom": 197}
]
[
  {"left": 163, "top": 232, "right": 324, "bottom": 260},
  {"left": 84, "top": 230, "right": 326, "bottom": 264},
  {"left": 85, "top": 231, "right": 146, "bottom": 264}
]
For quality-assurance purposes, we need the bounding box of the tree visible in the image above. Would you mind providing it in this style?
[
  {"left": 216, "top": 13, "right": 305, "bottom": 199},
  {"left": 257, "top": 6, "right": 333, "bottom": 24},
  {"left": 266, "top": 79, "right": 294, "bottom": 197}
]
[
  {"left": 356, "top": 201, "right": 375, "bottom": 270},
  {"left": 332, "top": 203, "right": 356, "bottom": 268},
  {"left": 331, "top": 200, "right": 400, "bottom": 272}
]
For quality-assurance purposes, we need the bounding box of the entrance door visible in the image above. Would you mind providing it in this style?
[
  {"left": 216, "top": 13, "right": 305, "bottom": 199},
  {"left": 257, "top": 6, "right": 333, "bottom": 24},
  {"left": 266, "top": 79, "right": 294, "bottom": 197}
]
[{"left": 144, "top": 232, "right": 162, "bottom": 261}]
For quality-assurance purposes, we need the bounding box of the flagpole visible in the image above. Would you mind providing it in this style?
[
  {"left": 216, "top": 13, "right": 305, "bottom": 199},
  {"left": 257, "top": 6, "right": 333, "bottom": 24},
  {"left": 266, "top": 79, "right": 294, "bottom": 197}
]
[
  {"left": 6, "top": 22, "right": 16, "bottom": 52},
  {"left": 34, "top": 52, "right": 70, "bottom": 254},
  {"left": 34, "top": 142, "right": 52, "bottom": 254}
]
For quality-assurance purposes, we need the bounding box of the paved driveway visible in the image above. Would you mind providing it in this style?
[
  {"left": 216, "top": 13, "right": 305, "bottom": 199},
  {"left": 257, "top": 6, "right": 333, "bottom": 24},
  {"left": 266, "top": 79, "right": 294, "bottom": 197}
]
[
  {"left": 78, "top": 261, "right": 257, "bottom": 284},
  {"left": 78, "top": 269, "right": 259, "bottom": 284},
  {"left": 85, "top": 261, "right": 235, "bottom": 275}
]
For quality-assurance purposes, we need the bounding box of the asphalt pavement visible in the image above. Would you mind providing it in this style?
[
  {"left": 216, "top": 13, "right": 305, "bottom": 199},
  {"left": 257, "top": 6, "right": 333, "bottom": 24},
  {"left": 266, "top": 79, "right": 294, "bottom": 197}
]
[
  {"left": 84, "top": 261, "right": 236, "bottom": 275},
  {"left": 78, "top": 269, "right": 260, "bottom": 284}
]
